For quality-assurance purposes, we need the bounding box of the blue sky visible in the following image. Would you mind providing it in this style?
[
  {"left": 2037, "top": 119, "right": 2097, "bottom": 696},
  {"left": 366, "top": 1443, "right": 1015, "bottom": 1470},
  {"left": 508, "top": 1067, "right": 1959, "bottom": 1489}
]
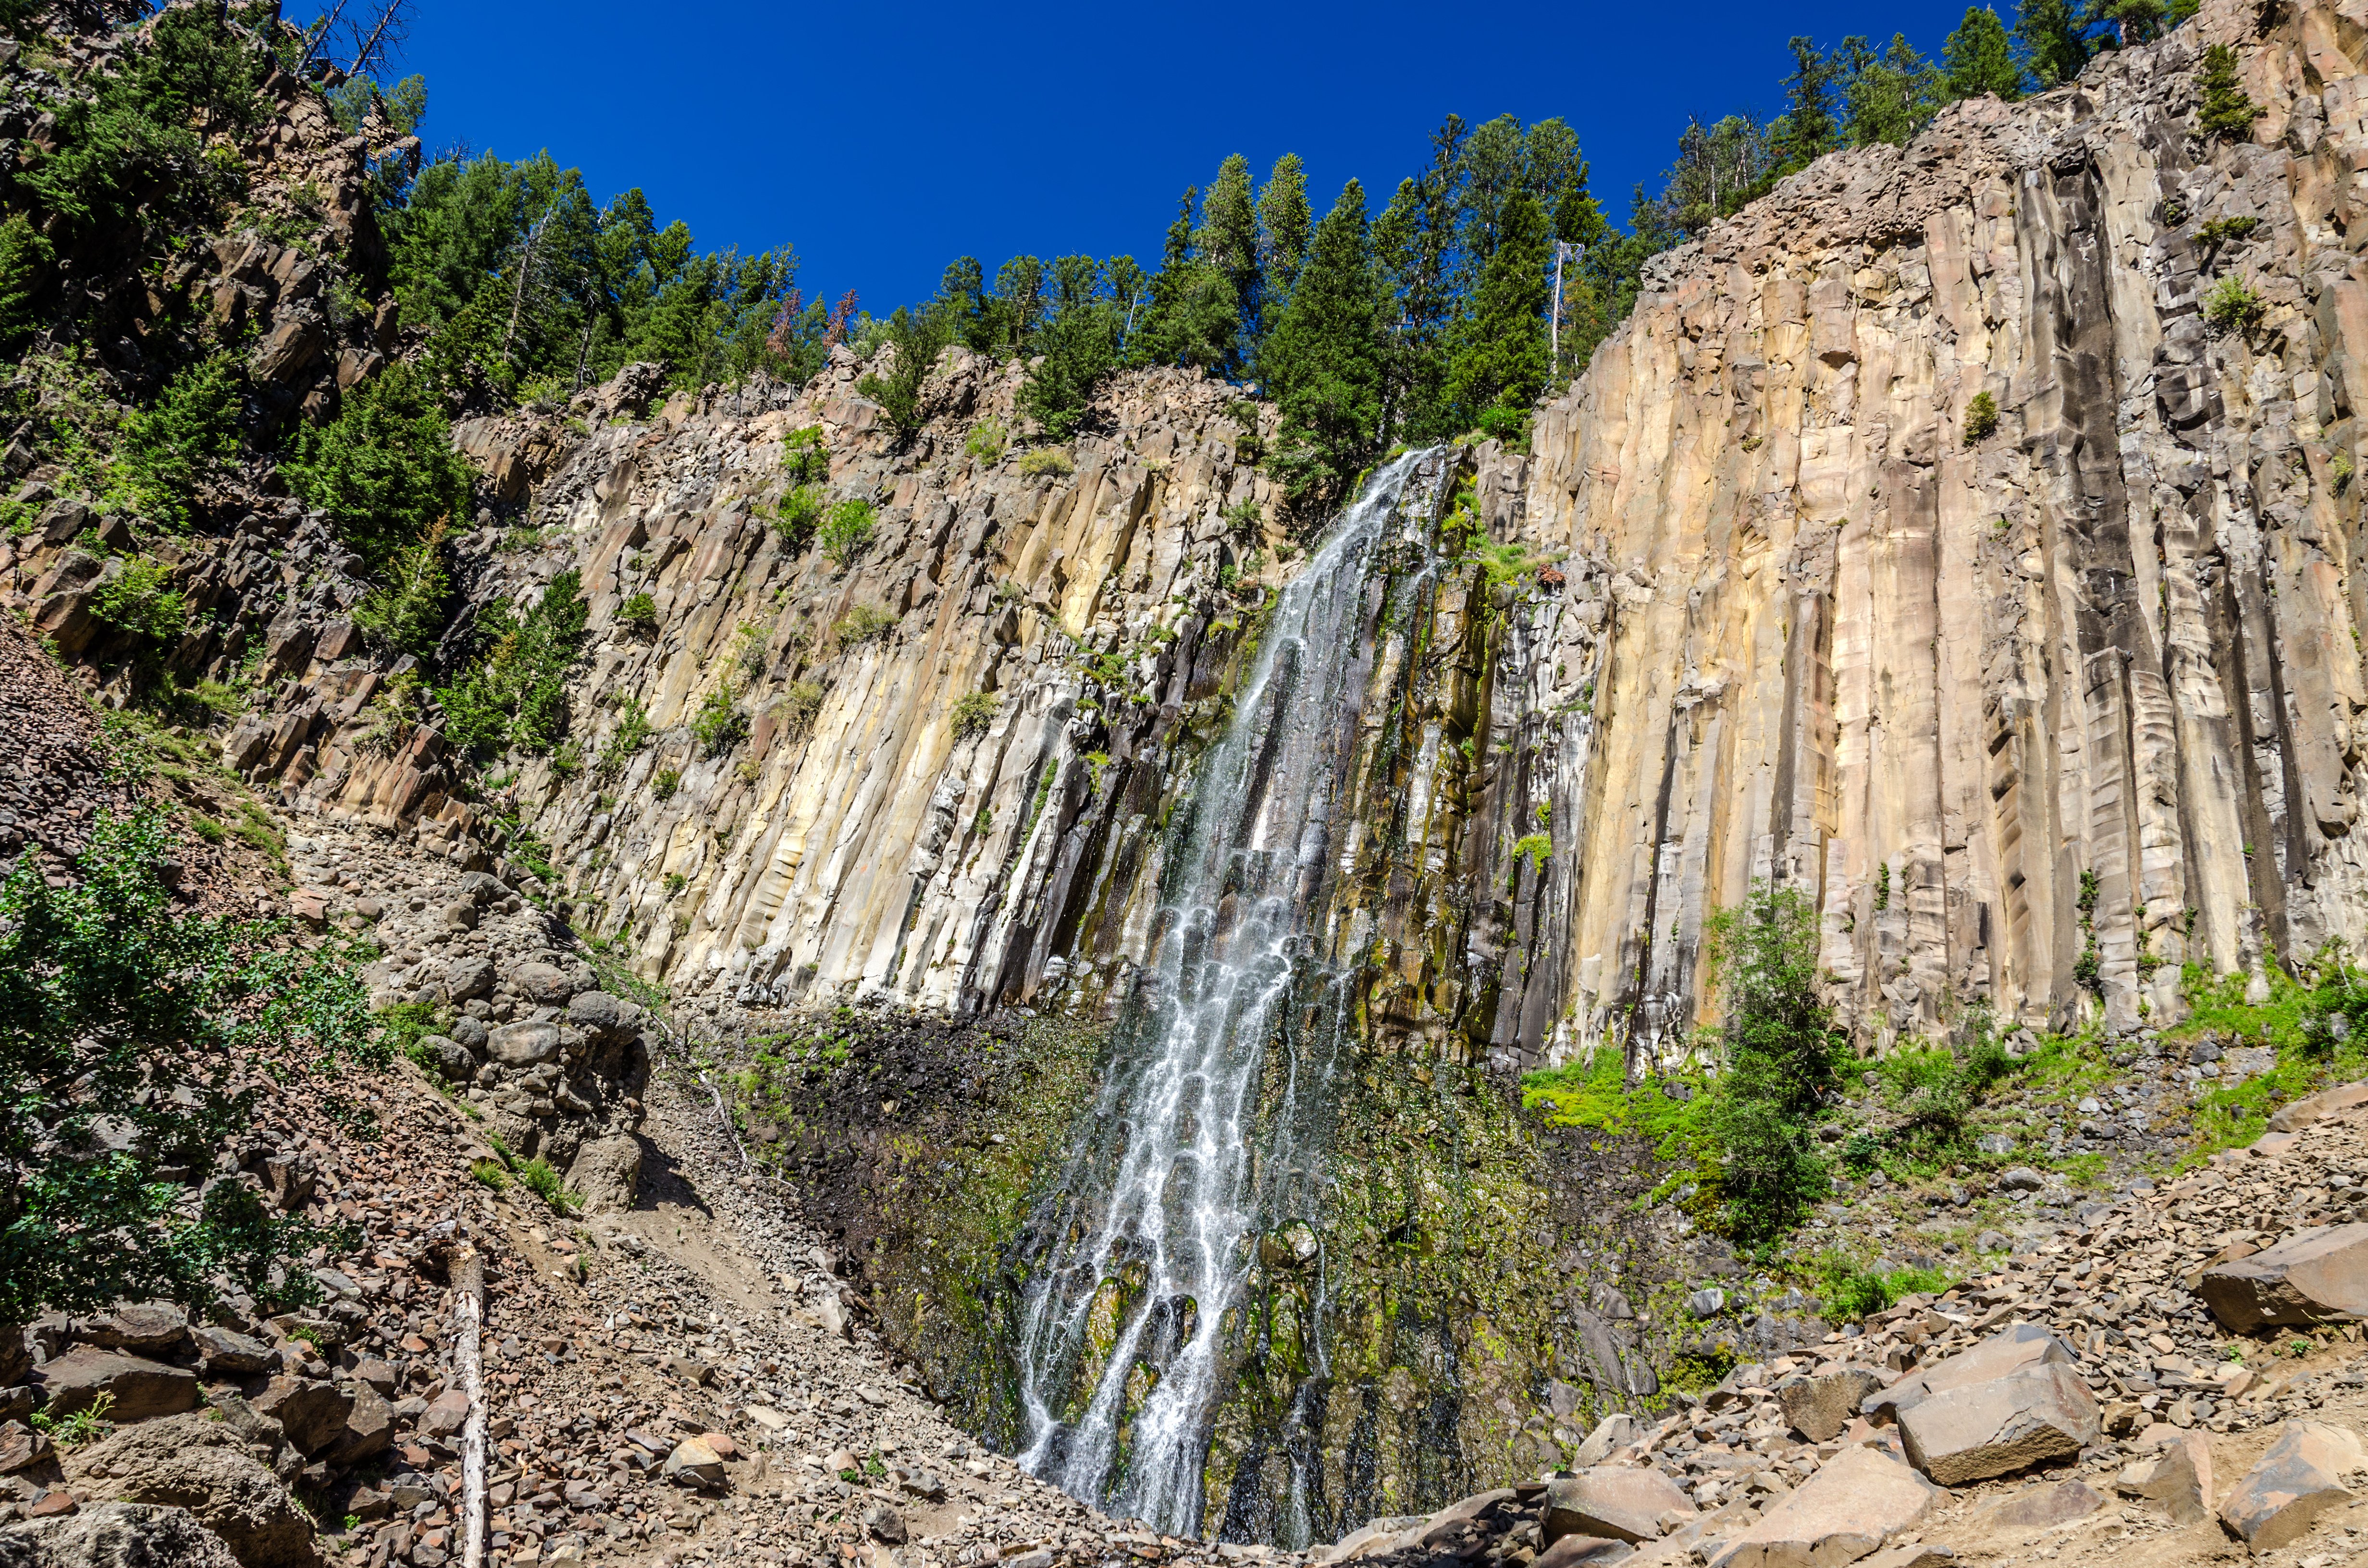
[{"left": 394, "top": 0, "right": 1991, "bottom": 312}]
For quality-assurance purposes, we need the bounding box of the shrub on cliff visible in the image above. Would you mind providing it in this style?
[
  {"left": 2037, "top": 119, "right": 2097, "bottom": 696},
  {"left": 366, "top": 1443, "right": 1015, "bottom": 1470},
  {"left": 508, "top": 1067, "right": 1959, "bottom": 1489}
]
[
  {"left": 111, "top": 355, "right": 242, "bottom": 532},
  {"left": 437, "top": 568, "right": 590, "bottom": 755},
  {"left": 89, "top": 555, "right": 188, "bottom": 645},
  {"left": 282, "top": 364, "right": 476, "bottom": 570},
  {"left": 2199, "top": 44, "right": 2260, "bottom": 140},
  {"left": 352, "top": 520, "right": 451, "bottom": 657},
  {"left": 856, "top": 307, "right": 950, "bottom": 448},
  {"left": 818, "top": 498, "right": 875, "bottom": 567},
  {"left": 0, "top": 808, "right": 380, "bottom": 1323}
]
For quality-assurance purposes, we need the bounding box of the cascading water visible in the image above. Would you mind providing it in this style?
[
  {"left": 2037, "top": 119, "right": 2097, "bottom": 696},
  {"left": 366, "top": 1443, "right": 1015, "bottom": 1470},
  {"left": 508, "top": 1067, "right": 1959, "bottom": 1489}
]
[{"left": 1010, "top": 452, "right": 1443, "bottom": 1539}]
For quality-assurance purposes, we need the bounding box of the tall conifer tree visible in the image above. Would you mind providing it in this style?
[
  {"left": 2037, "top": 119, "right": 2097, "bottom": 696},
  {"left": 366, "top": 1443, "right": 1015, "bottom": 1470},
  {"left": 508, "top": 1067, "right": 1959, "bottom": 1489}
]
[
  {"left": 1262, "top": 180, "right": 1383, "bottom": 507},
  {"left": 1443, "top": 190, "right": 1550, "bottom": 435}
]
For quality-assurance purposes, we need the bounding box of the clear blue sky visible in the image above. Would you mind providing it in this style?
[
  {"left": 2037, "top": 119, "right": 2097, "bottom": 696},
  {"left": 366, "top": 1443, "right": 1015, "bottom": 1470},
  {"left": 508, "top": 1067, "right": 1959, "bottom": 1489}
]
[{"left": 394, "top": 0, "right": 1987, "bottom": 313}]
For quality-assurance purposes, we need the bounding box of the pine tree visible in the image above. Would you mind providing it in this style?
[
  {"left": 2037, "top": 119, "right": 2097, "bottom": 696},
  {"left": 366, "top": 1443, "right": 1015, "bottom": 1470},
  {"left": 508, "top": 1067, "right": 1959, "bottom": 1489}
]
[
  {"left": 938, "top": 257, "right": 993, "bottom": 354},
  {"left": 1258, "top": 154, "right": 1312, "bottom": 303},
  {"left": 1021, "top": 257, "right": 1122, "bottom": 440},
  {"left": 1942, "top": 6, "right": 2025, "bottom": 101},
  {"left": 1842, "top": 33, "right": 1945, "bottom": 146},
  {"left": 2198, "top": 43, "right": 2260, "bottom": 137},
  {"left": 1773, "top": 37, "right": 1839, "bottom": 171},
  {"left": 1375, "top": 119, "right": 1466, "bottom": 446},
  {"left": 2015, "top": 0, "right": 2092, "bottom": 88},
  {"left": 1443, "top": 189, "right": 1550, "bottom": 438},
  {"left": 1197, "top": 154, "right": 1262, "bottom": 368},
  {"left": 1129, "top": 187, "right": 1237, "bottom": 371},
  {"left": 1261, "top": 180, "right": 1383, "bottom": 509},
  {"left": 2094, "top": 0, "right": 2167, "bottom": 43}
]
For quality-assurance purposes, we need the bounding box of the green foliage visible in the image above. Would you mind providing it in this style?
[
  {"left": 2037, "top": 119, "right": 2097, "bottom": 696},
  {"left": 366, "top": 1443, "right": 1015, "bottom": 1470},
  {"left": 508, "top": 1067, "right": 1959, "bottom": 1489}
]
[
  {"left": 1262, "top": 180, "right": 1385, "bottom": 509},
  {"left": 1962, "top": 390, "right": 1998, "bottom": 445},
  {"left": 966, "top": 417, "right": 1010, "bottom": 465},
  {"left": 777, "top": 681, "right": 824, "bottom": 740},
  {"left": 437, "top": 569, "right": 591, "bottom": 756},
  {"left": 835, "top": 603, "right": 896, "bottom": 647},
  {"left": 353, "top": 671, "right": 423, "bottom": 758},
  {"left": 1510, "top": 833, "right": 1551, "bottom": 874},
  {"left": 819, "top": 499, "right": 876, "bottom": 568},
  {"left": 469, "top": 1158, "right": 510, "bottom": 1191},
  {"left": 0, "top": 809, "right": 380, "bottom": 1323},
  {"left": 281, "top": 364, "right": 476, "bottom": 570},
  {"left": 691, "top": 690, "right": 747, "bottom": 756},
  {"left": 90, "top": 556, "right": 189, "bottom": 645},
  {"left": 598, "top": 697, "right": 652, "bottom": 776},
  {"left": 1813, "top": 1255, "right": 1954, "bottom": 1323},
  {"left": 781, "top": 426, "right": 830, "bottom": 485},
  {"left": 2199, "top": 44, "right": 2261, "bottom": 139},
  {"left": 1444, "top": 189, "right": 1550, "bottom": 436},
  {"left": 951, "top": 690, "right": 1001, "bottom": 740},
  {"left": 651, "top": 767, "right": 682, "bottom": 802},
  {"left": 0, "top": 215, "right": 55, "bottom": 347},
  {"left": 618, "top": 591, "right": 659, "bottom": 631},
  {"left": 352, "top": 520, "right": 450, "bottom": 657},
  {"left": 2197, "top": 215, "right": 2261, "bottom": 250},
  {"left": 772, "top": 484, "right": 824, "bottom": 554},
  {"left": 730, "top": 621, "right": 771, "bottom": 690},
  {"left": 855, "top": 307, "right": 951, "bottom": 448},
  {"left": 1018, "top": 447, "right": 1074, "bottom": 478},
  {"left": 515, "top": 1155, "right": 579, "bottom": 1214},
  {"left": 1943, "top": 6, "right": 2024, "bottom": 101},
  {"left": 112, "top": 356, "right": 241, "bottom": 532},
  {"left": 30, "top": 1390, "right": 113, "bottom": 1449},
  {"left": 1021, "top": 256, "right": 1125, "bottom": 441},
  {"left": 2205, "top": 274, "right": 2263, "bottom": 334}
]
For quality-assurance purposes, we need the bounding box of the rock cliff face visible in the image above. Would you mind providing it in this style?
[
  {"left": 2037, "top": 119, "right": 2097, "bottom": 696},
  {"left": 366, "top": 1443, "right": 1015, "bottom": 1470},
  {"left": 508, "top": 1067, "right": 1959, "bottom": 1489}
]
[{"left": 1523, "top": 0, "right": 2368, "bottom": 1058}]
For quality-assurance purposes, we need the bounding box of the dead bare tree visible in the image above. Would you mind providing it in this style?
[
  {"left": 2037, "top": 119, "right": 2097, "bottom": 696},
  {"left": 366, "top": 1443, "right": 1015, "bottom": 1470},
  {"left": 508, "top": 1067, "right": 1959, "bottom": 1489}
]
[{"left": 344, "top": 0, "right": 412, "bottom": 79}]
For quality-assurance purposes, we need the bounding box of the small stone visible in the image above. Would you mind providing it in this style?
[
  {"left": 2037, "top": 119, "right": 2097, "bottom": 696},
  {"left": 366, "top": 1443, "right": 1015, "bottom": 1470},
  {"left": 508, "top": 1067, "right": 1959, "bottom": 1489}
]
[{"left": 863, "top": 1503, "right": 907, "bottom": 1544}]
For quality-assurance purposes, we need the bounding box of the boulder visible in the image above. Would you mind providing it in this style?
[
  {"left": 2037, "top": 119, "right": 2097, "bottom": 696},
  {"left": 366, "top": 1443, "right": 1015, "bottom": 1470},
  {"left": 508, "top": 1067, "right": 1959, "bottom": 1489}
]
[
  {"left": 565, "top": 1134, "right": 642, "bottom": 1213},
  {"left": 507, "top": 962, "right": 579, "bottom": 1006},
  {"left": 2197, "top": 1223, "right": 2368, "bottom": 1329},
  {"left": 0, "top": 1421, "right": 49, "bottom": 1474},
  {"left": 64, "top": 1413, "right": 318, "bottom": 1568},
  {"left": 190, "top": 1327, "right": 274, "bottom": 1376},
  {"left": 565, "top": 989, "right": 640, "bottom": 1044},
  {"left": 2268, "top": 1081, "right": 2368, "bottom": 1131},
  {"left": 443, "top": 957, "right": 496, "bottom": 1002},
  {"left": 247, "top": 1377, "right": 351, "bottom": 1457},
  {"left": 1534, "top": 1539, "right": 1634, "bottom": 1568},
  {"left": 1543, "top": 1469, "right": 1694, "bottom": 1544},
  {"left": 2218, "top": 1420, "right": 2365, "bottom": 1551},
  {"left": 1320, "top": 1516, "right": 1428, "bottom": 1564},
  {"left": 1864, "top": 1324, "right": 2075, "bottom": 1423},
  {"left": 485, "top": 1019, "right": 562, "bottom": 1067},
  {"left": 1897, "top": 1362, "right": 2098, "bottom": 1484},
  {"left": 32, "top": 1348, "right": 199, "bottom": 1421},
  {"left": 415, "top": 1035, "right": 473, "bottom": 1082},
  {"left": 1705, "top": 1446, "right": 1938, "bottom": 1568},
  {"left": 663, "top": 1435, "right": 726, "bottom": 1490},
  {"left": 448, "top": 1017, "right": 489, "bottom": 1054},
  {"left": 417, "top": 1388, "right": 470, "bottom": 1440},
  {"left": 1851, "top": 1549, "right": 1958, "bottom": 1568},
  {"left": 323, "top": 1382, "right": 392, "bottom": 1467},
  {"left": 1976, "top": 1480, "right": 2102, "bottom": 1531},
  {"left": 74, "top": 1305, "right": 187, "bottom": 1358},
  {"left": 863, "top": 1503, "right": 906, "bottom": 1544},
  {"left": 1571, "top": 1414, "right": 1636, "bottom": 1467},
  {"left": 0, "top": 1502, "right": 242, "bottom": 1568},
  {"left": 2114, "top": 1431, "right": 2213, "bottom": 1524},
  {"left": 1776, "top": 1367, "right": 1886, "bottom": 1442}
]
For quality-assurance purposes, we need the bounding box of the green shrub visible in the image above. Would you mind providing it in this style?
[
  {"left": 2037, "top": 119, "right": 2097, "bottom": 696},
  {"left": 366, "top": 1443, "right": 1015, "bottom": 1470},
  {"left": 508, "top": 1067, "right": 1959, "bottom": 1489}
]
[
  {"left": 1019, "top": 447, "right": 1074, "bottom": 478},
  {"left": 2196, "top": 215, "right": 2261, "bottom": 249},
  {"left": 352, "top": 520, "right": 449, "bottom": 657},
  {"left": 0, "top": 809, "right": 379, "bottom": 1322},
  {"left": 966, "top": 417, "right": 1010, "bottom": 465},
  {"left": 691, "top": 690, "right": 747, "bottom": 756},
  {"left": 469, "top": 1158, "right": 510, "bottom": 1191},
  {"left": 835, "top": 603, "right": 896, "bottom": 647},
  {"left": 819, "top": 499, "right": 876, "bottom": 567},
  {"left": 951, "top": 690, "right": 1000, "bottom": 739},
  {"left": 281, "top": 364, "right": 476, "bottom": 570},
  {"left": 1221, "top": 496, "right": 1262, "bottom": 539},
  {"left": 619, "top": 591, "right": 659, "bottom": 631},
  {"left": 854, "top": 307, "right": 950, "bottom": 448},
  {"left": 1961, "top": 390, "right": 1998, "bottom": 446},
  {"left": 437, "top": 569, "right": 591, "bottom": 755},
  {"left": 90, "top": 555, "right": 189, "bottom": 644},
  {"left": 1511, "top": 833, "right": 1551, "bottom": 874},
  {"left": 782, "top": 424, "right": 830, "bottom": 485},
  {"left": 111, "top": 355, "right": 241, "bottom": 532},
  {"left": 731, "top": 622, "right": 770, "bottom": 689},
  {"left": 598, "top": 697, "right": 651, "bottom": 775},
  {"left": 777, "top": 681, "right": 824, "bottom": 739},
  {"left": 2204, "top": 274, "right": 2264, "bottom": 333},
  {"left": 652, "top": 767, "right": 683, "bottom": 801},
  {"left": 515, "top": 1156, "right": 579, "bottom": 1214},
  {"left": 2199, "top": 44, "right": 2260, "bottom": 139},
  {"left": 187, "top": 814, "right": 226, "bottom": 843},
  {"left": 1813, "top": 1256, "right": 1953, "bottom": 1324},
  {"left": 0, "top": 214, "right": 54, "bottom": 347},
  {"left": 773, "top": 484, "right": 824, "bottom": 553}
]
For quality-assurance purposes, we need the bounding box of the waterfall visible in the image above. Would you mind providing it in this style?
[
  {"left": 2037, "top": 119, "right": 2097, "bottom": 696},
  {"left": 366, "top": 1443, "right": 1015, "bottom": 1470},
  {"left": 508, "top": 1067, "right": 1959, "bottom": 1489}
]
[{"left": 1010, "top": 452, "right": 1442, "bottom": 1538}]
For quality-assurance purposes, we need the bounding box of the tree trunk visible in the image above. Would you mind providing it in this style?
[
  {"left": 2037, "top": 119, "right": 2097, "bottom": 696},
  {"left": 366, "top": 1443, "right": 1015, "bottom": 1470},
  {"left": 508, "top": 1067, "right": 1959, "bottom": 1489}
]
[{"left": 453, "top": 1244, "right": 487, "bottom": 1568}]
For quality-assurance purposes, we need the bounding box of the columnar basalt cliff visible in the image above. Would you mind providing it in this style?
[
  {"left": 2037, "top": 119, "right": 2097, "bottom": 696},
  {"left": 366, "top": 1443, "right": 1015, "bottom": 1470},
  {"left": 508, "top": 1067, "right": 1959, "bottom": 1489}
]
[{"left": 1522, "top": 0, "right": 2368, "bottom": 1061}]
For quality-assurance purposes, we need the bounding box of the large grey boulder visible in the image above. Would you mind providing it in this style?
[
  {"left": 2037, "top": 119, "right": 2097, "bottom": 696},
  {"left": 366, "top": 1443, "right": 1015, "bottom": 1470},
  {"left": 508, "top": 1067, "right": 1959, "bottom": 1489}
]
[
  {"left": 32, "top": 1348, "right": 198, "bottom": 1421},
  {"left": 2197, "top": 1223, "right": 2368, "bottom": 1329},
  {"left": 1543, "top": 1469, "right": 1693, "bottom": 1544},
  {"left": 65, "top": 1413, "right": 318, "bottom": 1568},
  {"left": 566, "top": 1134, "right": 643, "bottom": 1213},
  {"left": 0, "top": 1503, "right": 241, "bottom": 1568},
  {"left": 565, "top": 989, "right": 641, "bottom": 1044},
  {"left": 1705, "top": 1446, "right": 1938, "bottom": 1568},
  {"left": 507, "top": 961, "right": 579, "bottom": 1006},
  {"left": 2219, "top": 1420, "right": 2366, "bottom": 1551},
  {"left": 485, "top": 1018, "right": 562, "bottom": 1067},
  {"left": 1863, "top": 1323, "right": 2074, "bottom": 1423},
  {"left": 1897, "top": 1362, "right": 2098, "bottom": 1484},
  {"left": 1776, "top": 1366, "right": 1885, "bottom": 1442}
]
